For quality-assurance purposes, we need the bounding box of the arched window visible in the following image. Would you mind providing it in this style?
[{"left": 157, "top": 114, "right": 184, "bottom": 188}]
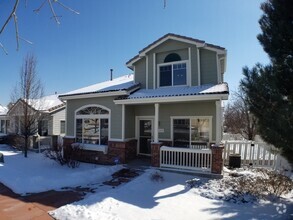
[
  {"left": 164, "top": 53, "right": 181, "bottom": 63},
  {"left": 159, "top": 53, "right": 187, "bottom": 87},
  {"left": 75, "top": 105, "right": 109, "bottom": 145}
]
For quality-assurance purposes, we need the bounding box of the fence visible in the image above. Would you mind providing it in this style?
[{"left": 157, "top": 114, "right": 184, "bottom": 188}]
[
  {"left": 160, "top": 146, "right": 212, "bottom": 172},
  {"left": 223, "top": 141, "right": 290, "bottom": 170}
]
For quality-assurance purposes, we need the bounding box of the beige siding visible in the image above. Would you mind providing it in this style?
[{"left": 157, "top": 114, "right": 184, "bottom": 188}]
[
  {"left": 66, "top": 96, "right": 122, "bottom": 139},
  {"left": 200, "top": 49, "right": 218, "bottom": 84},
  {"left": 190, "top": 46, "right": 199, "bottom": 86},
  {"left": 50, "top": 108, "right": 66, "bottom": 135},
  {"left": 125, "top": 105, "right": 135, "bottom": 139},
  {"left": 134, "top": 58, "right": 146, "bottom": 89}
]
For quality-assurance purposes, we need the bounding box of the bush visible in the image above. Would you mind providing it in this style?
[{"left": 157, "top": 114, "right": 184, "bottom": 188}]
[
  {"left": 227, "top": 168, "right": 293, "bottom": 198},
  {"left": 43, "top": 143, "right": 82, "bottom": 168},
  {"left": 150, "top": 171, "right": 164, "bottom": 182}
]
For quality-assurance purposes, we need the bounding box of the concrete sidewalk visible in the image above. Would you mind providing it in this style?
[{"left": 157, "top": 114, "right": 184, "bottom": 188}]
[{"left": 0, "top": 183, "right": 83, "bottom": 220}]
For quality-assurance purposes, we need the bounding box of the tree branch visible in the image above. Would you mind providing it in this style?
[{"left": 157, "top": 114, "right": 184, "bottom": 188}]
[{"left": 0, "top": 0, "right": 19, "bottom": 35}]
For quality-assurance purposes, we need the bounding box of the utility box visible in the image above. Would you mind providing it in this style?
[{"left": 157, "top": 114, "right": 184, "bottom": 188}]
[
  {"left": 0, "top": 153, "right": 4, "bottom": 163},
  {"left": 229, "top": 154, "right": 241, "bottom": 168}
]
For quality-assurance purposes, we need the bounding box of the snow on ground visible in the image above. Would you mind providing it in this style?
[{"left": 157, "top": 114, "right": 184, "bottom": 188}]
[
  {"left": 1, "top": 144, "right": 292, "bottom": 219},
  {"left": 0, "top": 144, "right": 122, "bottom": 195},
  {"left": 50, "top": 169, "right": 293, "bottom": 220}
]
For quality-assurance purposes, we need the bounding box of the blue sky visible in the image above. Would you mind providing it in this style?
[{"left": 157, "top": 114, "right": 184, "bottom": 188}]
[{"left": 0, "top": 0, "right": 269, "bottom": 106}]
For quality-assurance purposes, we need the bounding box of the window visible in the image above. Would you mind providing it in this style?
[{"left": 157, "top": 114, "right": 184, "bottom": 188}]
[
  {"left": 164, "top": 53, "right": 181, "bottom": 63},
  {"left": 159, "top": 61, "right": 187, "bottom": 87},
  {"left": 75, "top": 106, "right": 109, "bottom": 145},
  {"left": 38, "top": 120, "right": 48, "bottom": 136},
  {"left": 60, "top": 120, "right": 65, "bottom": 134},
  {"left": 173, "top": 117, "right": 211, "bottom": 147}
]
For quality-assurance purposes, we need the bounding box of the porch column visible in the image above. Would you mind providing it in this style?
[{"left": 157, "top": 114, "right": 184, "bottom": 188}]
[
  {"left": 121, "top": 104, "right": 125, "bottom": 141},
  {"left": 154, "top": 103, "right": 159, "bottom": 143},
  {"left": 215, "top": 100, "right": 222, "bottom": 143}
]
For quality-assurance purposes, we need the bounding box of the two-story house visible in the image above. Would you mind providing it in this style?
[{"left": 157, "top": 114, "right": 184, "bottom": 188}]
[{"left": 60, "top": 34, "right": 229, "bottom": 173}]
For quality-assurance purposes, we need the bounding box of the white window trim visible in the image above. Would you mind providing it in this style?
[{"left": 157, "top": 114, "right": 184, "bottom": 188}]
[
  {"left": 170, "top": 116, "right": 213, "bottom": 146},
  {"left": 74, "top": 104, "right": 111, "bottom": 145},
  {"left": 157, "top": 60, "right": 189, "bottom": 88}
]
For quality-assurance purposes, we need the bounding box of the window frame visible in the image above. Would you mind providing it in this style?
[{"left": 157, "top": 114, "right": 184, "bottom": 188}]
[
  {"left": 60, "top": 120, "right": 66, "bottom": 134},
  {"left": 157, "top": 60, "right": 188, "bottom": 88},
  {"left": 171, "top": 116, "right": 212, "bottom": 147},
  {"left": 74, "top": 105, "right": 111, "bottom": 145}
]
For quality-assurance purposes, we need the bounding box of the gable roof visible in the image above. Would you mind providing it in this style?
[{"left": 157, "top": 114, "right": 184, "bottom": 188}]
[
  {"left": 126, "top": 33, "right": 226, "bottom": 68},
  {"left": 0, "top": 105, "right": 8, "bottom": 116},
  {"left": 115, "top": 83, "right": 229, "bottom": 104},
  {"left": 8, "top": 94, "right": 65, "bottom": 115},
  {"left": 59, "top": 74, "right": 140, "bottom": 100}
]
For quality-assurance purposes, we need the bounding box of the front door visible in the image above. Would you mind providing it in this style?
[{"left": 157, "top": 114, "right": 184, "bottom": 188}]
[{"left": 138, "top": 119, "right": 153, "bottom": 155}]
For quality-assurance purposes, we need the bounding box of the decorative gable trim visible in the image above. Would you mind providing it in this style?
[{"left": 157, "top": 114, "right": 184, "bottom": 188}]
[{"left": 126, "top": 33, "right": 226, "bottom": 68}]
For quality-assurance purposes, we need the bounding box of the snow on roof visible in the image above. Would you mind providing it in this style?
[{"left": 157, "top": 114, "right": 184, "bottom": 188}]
[
  {"left": 0, "top": 105, "right": 8, "bottom": 115},
  {"left": 120, "top": 83, "right": 229, "bottom": 100},
  {"left": 60, "top": 74, "right": 138, "bottom": 97},
  {"left": 28, "top": 94, "right": 64, "bottom": 112}
]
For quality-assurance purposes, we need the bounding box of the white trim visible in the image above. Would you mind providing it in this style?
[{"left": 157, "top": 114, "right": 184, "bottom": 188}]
[
  {"left": 197, "top": 48, "right": 201, "bottom": 86},
  {"left": 60, "top": 90, "right": 129, "bottom": 101},
  {"left": 59, "top": 86, "right": 140, "bottom": 101},
  {"left": 114, "top": 94, "right": 229, "bottom": 105},
  {"left": 126, "top": 35, "right": 225, "bottom": 68},
  {"left": 157, "top": 60, "right": 189, "bottom": 88},
  {"left": 154, "top": 103, "right": 159, "bottom": 143},
  {"left": 135, "top": 116, "right": 154, "bottom": 155},
  {"left": 133, "top": 66, "right": 136, "bottom": 83},
  {"left": 122, "top": 104, "right": 125, "bottom": 141},
  {"left": 140, "top": 35, "right": 205, "bottom": 57},
  {"left": 215, "top": 100, "right": 221, "bottom": 143},
  {"left": 170, "top": 116, "right": 213, "bottom": 146},
  {"left": 188, "top": 47, "right": 192, "bottom": 86},
  {"left": 216, "top": 53, "right": 221, "bottom": 83},
  {"left": 146, "top": 55, "right": 149, "bottom": 89},
  {"left": 74, "top": 104, "right": 111, "bottom": 143},
  {"left": 153, "top": 53, "right": 156, "bottom": 89}
]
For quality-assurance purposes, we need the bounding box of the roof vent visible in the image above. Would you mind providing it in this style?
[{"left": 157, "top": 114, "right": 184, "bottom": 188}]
[{"left": 110, "top": 69, "right": 113, "bottom": 81}]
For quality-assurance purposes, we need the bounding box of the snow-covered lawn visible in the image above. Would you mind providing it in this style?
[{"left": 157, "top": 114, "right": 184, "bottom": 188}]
[
  {"left": 1, "top": 144, "right": 292, "bottom": 219},
  {"left": 51, "top": 170, "right": 293, "bottom": 220},
  {"left": 0, "top": 144, "right": 121, "bottom": 194}
]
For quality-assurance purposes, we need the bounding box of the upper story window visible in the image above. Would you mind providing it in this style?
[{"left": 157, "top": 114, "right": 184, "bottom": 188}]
[
  {"left": 158, "top": 53, "right": 187, "bottom": 87},
  {"left": 164, "top": 53, "right": 181, "bottom": 63},
  {"left": 158, "top": 61, "right": 187, "bottom": 87}
]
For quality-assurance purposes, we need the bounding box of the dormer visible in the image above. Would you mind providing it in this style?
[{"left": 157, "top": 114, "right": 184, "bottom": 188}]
[{"left": 126, "top": 33, "right": 227, "bottom": 89}]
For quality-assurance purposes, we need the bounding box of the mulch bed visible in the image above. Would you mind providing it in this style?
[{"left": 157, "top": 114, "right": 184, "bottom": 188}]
[{"left": 103, "top": 168, "right": 141, "bottom": 187}]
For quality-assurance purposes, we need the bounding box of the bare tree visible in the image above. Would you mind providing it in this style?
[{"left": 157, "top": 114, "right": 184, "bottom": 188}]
[
  {"left": 0, "top": 0, "right": 79, "bottom": 54},
  {"left": 224, "top": 89, "right": 258, "bottom": 140},
  {"left": 11, "top": 53, "right": 44, "bottom": 157}
]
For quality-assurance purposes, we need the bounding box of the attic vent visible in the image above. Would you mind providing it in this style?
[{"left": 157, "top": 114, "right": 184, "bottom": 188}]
[{"left": 164, "top": 53, "right": 181, "bottom": 63}]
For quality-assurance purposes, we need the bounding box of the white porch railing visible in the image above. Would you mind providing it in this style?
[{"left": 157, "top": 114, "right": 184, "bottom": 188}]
[
  {"left": 160, "top": 146, "right": 212, "bottom": 172},
  {"left": 223, "top": 141, "right": 278, "bottom": 168}
]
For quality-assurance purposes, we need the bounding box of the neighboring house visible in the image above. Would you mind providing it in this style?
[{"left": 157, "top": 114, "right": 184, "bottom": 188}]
[
  {"left": 0, "top": 105, "right": 9, "bottom": 134},
  {"left": 7, "top": 94, "right": 66, "bottom": 137},
  {"left": 60, "top": 33, "right": 229, "bottom": 173}
]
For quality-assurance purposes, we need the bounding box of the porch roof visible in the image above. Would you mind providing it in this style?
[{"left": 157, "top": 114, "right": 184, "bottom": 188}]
[{"left": 115, "top": 83, "right": 229, "bottom": 104}]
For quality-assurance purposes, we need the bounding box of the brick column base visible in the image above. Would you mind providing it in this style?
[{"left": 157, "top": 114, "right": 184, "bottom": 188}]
[
  {"left": 211, "top": 144, "right": 224, "bottom": 174},
  {"left": 151, "top": 142, "right": 163, "bottom": 167},
  {"left": 63, "top": 136, "right": 75, "bottom": 159}
]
